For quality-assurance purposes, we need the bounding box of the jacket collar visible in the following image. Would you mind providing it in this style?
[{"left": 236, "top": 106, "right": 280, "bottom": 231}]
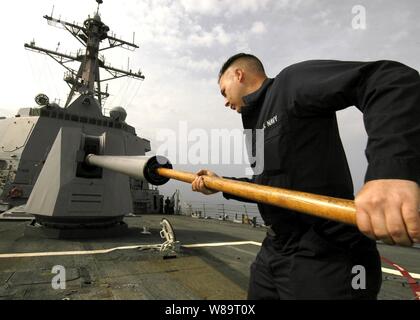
[{"left": 241, "top": 78, "right": 274, "bottom": 115}]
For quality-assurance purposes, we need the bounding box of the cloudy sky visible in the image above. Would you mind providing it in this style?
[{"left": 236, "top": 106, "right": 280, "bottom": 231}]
[{"left": 0, "top": 0, "right": 419, "bottom": 205}]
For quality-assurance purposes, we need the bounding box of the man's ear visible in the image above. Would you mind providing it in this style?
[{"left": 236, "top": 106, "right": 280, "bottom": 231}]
[{"left": 235, "top": 68, "right": 245, "bottom": 83}]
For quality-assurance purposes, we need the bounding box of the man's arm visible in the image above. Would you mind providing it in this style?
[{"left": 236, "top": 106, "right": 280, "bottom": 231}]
[{"left": 287, "top": 59, "right": 420, "bottom": 245}]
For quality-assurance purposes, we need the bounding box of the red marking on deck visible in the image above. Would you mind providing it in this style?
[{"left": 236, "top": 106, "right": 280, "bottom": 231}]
[{"left": 381, "top": 256, "right": 420, "bottom": 300}]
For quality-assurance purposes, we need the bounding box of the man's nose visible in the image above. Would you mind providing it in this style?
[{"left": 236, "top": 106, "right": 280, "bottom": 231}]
[{"left": 224, "top": 99, "right": 230, "bottom": 107}]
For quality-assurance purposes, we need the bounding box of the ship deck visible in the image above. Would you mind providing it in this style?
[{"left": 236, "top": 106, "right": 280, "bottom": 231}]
[{"left": 0, "top": 214, "right": 418, "bottom": 300}]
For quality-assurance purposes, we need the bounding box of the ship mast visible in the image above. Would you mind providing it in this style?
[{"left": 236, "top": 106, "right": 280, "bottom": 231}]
[{"left": 24, "top": 0, "right": 144, "bottom": 110}]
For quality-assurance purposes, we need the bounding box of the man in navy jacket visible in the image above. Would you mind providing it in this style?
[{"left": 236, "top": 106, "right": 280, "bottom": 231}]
[{"left": 192, "top": 53, "right": 420, "bottom": 299}]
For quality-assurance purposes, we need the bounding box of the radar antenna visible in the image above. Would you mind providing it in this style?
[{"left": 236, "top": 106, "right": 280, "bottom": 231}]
[{"left": 24, "top": 0, "right": 144, "bottom": 111}]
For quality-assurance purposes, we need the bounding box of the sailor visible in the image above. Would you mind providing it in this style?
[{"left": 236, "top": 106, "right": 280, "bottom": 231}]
[
  {"left": 159, "top": 196, "right": 164, "bottom": 214},
  {"left": 168, "top": 199, "right": 175, "bottom": 215},
  {"left": 192, "top": 53, "right": 420, "bottom": 299},
  {"left": 164, "top": 197, "right": 171, "bottom": 215}
]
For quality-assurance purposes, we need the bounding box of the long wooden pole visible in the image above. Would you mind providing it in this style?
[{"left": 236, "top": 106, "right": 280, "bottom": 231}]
[{"left": 156, "top": 168, "right": 357, "bottom": 226}]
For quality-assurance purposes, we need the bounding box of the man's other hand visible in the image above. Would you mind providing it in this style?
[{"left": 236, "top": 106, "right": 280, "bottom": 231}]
[
  {"left": 191, "top": 169, "right": 220, "bottom": 195},
  {"left": 355, "top": 179, "right": 420, "bottom": 246}
]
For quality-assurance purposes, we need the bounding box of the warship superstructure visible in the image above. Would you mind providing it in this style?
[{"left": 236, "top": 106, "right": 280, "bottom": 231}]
[{"left": 0, "top": 0, "right": 163, "bottom": 230}]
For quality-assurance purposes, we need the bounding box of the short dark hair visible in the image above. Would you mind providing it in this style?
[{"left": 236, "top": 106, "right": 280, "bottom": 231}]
[{"left": 218, "top": 53, "right": 265, "bottom": 81}]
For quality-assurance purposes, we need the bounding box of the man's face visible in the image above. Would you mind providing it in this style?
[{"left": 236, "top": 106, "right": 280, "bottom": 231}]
[{"left": 219, "top": 68, "right": 246, "bottom": 113}]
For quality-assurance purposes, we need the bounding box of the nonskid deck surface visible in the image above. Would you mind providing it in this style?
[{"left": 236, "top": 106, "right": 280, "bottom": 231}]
[{"left": 0, "top": 215, "right": 418, "bottom": 300}]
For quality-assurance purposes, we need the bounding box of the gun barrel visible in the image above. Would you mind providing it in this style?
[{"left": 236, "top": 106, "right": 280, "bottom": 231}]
[{"left": 85, "top": 154, "right": 172, "bottom": 186}]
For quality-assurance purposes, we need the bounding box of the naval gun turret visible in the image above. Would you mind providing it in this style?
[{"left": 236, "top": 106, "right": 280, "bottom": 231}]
[{"left": 0, "top": 1, "right": 164, "bottom": 237}]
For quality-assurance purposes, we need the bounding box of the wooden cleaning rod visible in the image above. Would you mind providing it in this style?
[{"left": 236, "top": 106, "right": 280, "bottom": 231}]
[{"left": 156, "top": 168, "right": 357, "bottom": 226}]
